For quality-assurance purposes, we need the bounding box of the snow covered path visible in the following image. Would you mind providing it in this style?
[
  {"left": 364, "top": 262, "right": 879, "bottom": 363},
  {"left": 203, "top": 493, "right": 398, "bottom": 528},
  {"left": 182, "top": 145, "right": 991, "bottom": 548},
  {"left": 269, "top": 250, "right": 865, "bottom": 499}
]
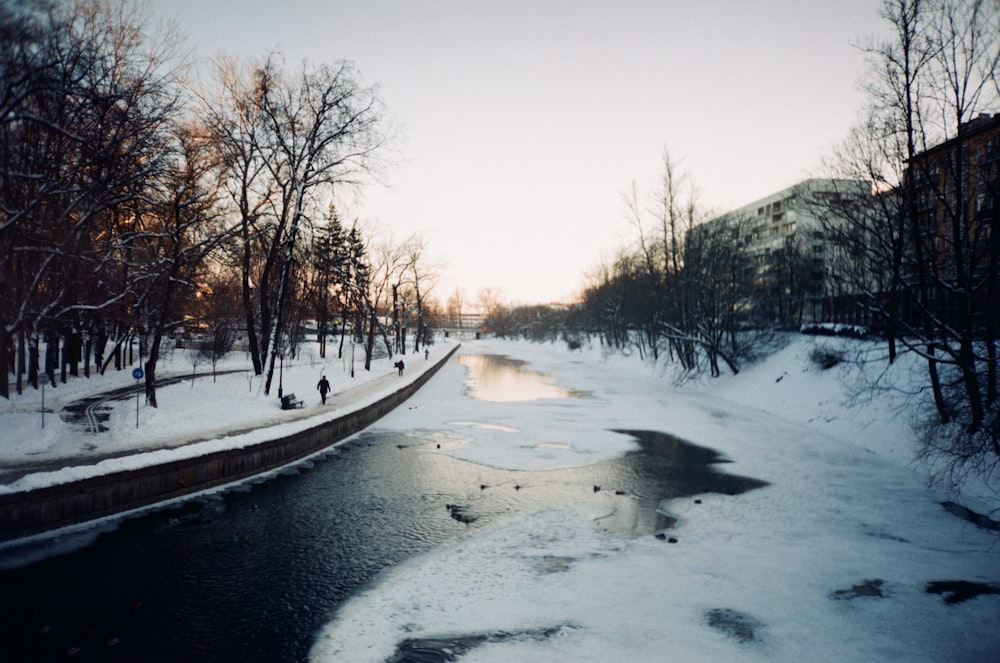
[{"left": 0, "top": 345, "right": 451, "bottom": 492}]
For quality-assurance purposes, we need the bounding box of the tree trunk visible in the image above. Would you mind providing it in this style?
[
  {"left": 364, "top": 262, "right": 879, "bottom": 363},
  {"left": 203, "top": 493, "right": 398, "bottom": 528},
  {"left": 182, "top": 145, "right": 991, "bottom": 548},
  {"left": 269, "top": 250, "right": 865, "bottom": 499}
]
[
  {"left": 83, "top": 331, "right": 91, "bottom": 379},
  {"left": 0, "top": 324, "right": 10, "bottom": 399},
  {"left": 28, "top": 332, "right": 38, "bottom": 389},
  {"left": 45, "top": 329, "right": 57, "bottom": 387},
  {"left": 60, "top": 332, "right": 67, "bottom": 384},
  {"left": 364, "top": 307, "right": 376, "bottom": 371},
  {"left": 264, "top": 187, "right": 306, "bottom": 395},
  {"left": 927, "top": 344, "right": 949, "bottom": 424},
  {"left": 338, "top": 306, "right": 348, "bottom": 360},
  {"left": 959, "top": 339, "right": 984, "bottom": 433},
  {"left": 94, "top": 326, "right": 106, "bottom": 376},
  {"left": 15, "top": 327, "right": 25, "bottom": 396},
  {"left": 241, "top": 221, "right": 263, "bottom": 375},
  {"left": 145, "top": 333, "right": 162, "bottom": 409}
]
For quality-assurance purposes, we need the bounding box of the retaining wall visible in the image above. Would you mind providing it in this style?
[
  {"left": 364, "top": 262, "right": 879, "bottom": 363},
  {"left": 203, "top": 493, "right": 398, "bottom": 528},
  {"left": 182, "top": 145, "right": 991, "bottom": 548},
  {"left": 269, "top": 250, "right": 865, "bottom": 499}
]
[{"left": 0, "top": 345, "right": 459, "bottom": 542}]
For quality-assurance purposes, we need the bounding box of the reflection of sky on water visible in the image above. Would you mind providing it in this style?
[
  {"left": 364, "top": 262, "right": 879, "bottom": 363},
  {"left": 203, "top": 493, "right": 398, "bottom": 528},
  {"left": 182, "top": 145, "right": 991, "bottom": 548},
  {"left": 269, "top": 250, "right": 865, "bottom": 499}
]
[
  {"left": 446, "top": 421, "right": 519, "bottom": 432},
  {"left": 457, "top": 354, "right": 585, "bottom": 402}
]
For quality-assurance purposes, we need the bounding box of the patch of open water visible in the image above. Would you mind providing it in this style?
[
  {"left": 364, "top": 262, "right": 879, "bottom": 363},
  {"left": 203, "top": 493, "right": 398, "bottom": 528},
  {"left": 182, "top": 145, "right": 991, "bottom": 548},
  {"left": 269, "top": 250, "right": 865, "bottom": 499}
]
[{"left": 456, "top": 353, "right": 589, "bottom": 401}]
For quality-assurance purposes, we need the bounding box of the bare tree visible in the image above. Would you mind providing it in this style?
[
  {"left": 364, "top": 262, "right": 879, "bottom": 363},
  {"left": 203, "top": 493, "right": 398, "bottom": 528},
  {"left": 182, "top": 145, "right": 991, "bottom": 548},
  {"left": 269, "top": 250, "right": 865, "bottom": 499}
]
[
  {"left": 141, "top": 120, "right": 230, "bottom": 407},
  {"left": 446, "top": 287, "right": 466, "bottom": 328},
  {"left": 199, "top": 55, "right": 277, "bottom": 375},
  {"left": 622, "top": 179, "right": 666, "bottom": 361},
  {"left": 257, "top": 57, "right": 390, "bottom": 395},
  {"left": 683, "top": 214, "right": 756, "bottom": 376},
  {"left": 826, "top": 0, "right": 1000, "bottom": 495},
  {"left": 821, "top": 126, "right": 911, "bottom": 356},
  {"left": 909, "top": 0, "right": 1000, "bottom": 486},
  {"left": 400, "top": 235, "right": 440, "bottom": 353},
  {"left": 364, "top": 231, "right": 408, "bottom": 366},
  {"left": 0, "top": 0, "right": 185, "bottom": 399},
  {"left": 476, "top": 287, "right": 505, "bottom": 320},
  {"left": 201, "top": 53, "right": 390, "bottom": 394}
]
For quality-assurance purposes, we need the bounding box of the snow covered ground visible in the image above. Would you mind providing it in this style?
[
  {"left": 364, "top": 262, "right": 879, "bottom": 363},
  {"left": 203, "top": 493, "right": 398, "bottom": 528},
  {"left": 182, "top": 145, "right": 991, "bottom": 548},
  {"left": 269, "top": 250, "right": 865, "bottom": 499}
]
[
  {"left": 1, "top": 334, "right": 998, "bottom": 661},
  {"left": 309, "top": 336, "right": 1000, "bottom": 662}
]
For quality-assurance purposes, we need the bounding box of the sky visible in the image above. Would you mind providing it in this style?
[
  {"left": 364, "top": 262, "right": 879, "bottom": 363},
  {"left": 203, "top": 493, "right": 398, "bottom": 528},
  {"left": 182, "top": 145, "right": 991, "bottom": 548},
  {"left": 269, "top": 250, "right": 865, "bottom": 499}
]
[
  {"left": 1, "top": 335, "right": 997, "bottom": 660},
  {"left": 150, "top": 0, "right": 888, "bottom": 305}
]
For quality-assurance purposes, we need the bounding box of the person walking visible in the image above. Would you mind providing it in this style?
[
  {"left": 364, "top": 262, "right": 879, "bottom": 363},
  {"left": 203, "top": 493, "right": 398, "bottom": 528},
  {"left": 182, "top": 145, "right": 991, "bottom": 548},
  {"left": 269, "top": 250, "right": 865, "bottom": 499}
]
[{"left": 317, "top": 375, "right": 331, "bottom": 404}]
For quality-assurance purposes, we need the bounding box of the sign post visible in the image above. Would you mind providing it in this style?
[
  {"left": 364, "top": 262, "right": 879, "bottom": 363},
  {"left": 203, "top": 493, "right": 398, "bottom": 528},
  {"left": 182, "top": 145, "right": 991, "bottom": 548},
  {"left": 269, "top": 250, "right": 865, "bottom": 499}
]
[{"left": 132, "top": 367, "right": 144, "bottom": 429}]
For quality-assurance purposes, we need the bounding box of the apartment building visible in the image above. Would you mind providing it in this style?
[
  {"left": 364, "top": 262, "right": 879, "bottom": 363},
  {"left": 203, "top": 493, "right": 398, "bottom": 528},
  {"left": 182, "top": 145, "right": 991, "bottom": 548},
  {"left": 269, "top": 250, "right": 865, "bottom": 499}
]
[
  {"left": 905, "top": 111, "right": 1000, "bottom": 331},
  {"left": 697, "top": 114, "right": 998, "bottom": 333},
  {"left": 704, "top": 178, "right": 868, "bottom": 325}
]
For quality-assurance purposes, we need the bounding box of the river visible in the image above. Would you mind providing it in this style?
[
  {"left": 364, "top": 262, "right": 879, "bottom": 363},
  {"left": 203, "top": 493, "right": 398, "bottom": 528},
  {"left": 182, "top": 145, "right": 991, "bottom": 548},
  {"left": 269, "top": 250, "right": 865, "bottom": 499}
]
[{"left": 0, "top": 352, "right": 764, "bottom": 662}]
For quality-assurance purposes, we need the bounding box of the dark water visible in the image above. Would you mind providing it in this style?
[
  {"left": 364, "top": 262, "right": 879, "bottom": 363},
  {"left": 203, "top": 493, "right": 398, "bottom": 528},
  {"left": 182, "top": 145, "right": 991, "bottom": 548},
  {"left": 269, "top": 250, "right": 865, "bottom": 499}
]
[
  {"left": 0, "top": 429, "right": 764, "bottom": 662},
  {"left": 0, "top": 354, "right": 766, "bottom": 662}
]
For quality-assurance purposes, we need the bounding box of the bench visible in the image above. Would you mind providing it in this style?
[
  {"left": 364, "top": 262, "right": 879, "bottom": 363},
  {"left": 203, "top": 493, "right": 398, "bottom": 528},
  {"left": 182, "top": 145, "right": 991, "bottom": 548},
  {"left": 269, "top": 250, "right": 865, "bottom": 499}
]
[{"left": 280, "top": 393, "right": 304, "bottom": 410}]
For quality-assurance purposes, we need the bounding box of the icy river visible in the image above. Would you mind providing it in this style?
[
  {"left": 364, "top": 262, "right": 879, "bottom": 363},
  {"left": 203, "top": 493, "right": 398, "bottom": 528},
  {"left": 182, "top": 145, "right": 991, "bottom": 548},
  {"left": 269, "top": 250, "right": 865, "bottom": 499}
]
[{"left": 0, "top": 352, "right": 764, "bottom": 662}]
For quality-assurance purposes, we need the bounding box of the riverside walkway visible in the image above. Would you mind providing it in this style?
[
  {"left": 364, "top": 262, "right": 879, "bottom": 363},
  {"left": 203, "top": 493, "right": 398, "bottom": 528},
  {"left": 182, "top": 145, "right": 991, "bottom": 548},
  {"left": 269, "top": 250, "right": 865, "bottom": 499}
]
[{"left": 0, "top": 345, "right": 459, "bottom": 542}]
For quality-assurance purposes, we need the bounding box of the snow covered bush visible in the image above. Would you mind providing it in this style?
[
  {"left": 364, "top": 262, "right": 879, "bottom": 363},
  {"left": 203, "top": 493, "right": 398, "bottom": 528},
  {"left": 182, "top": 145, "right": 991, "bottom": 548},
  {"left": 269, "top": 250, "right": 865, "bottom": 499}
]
[{"left": 809, "top": 347, "right": 844, "bottom": 370}]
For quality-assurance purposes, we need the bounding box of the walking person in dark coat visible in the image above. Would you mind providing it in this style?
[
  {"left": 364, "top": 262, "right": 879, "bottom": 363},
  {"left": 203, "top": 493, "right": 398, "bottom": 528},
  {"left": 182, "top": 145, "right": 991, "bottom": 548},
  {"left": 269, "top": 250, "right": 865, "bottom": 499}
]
[{"left": 317, "top": 375, "right": 331, "bottom": 404}]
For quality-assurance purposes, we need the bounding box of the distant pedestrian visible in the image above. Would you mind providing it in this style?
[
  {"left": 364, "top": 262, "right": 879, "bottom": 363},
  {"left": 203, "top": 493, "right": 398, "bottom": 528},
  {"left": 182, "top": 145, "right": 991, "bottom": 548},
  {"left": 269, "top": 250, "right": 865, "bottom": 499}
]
[
  {"left": 424, "top": 348, "right": 429, "bottom": 360},
  {"left": 395, "top": 360, "right": 405, "bottom": 376},
  {"left": 317, "top": 375, "right": 331, "bottom": 404}
]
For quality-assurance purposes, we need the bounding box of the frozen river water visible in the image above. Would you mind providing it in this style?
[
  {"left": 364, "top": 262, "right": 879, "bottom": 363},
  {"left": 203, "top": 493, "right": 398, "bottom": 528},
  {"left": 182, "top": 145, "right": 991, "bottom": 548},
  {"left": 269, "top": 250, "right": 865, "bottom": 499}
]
[{"left": 0, "top": 353, "right": 765, "bottom": 662}]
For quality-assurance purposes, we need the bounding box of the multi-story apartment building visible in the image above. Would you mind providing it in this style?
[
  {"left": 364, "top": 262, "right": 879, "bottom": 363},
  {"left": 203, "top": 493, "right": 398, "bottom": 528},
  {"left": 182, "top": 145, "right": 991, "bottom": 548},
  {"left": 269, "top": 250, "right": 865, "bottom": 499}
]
[
  {"left": 704, "top": 178, "right": 868, "bottom": 326},
  {"left": 699, "top": 114, "right": 998, "bottom": 334},
  {"left": 906, "top": 112, "right": 1000, "bottom": 315}
]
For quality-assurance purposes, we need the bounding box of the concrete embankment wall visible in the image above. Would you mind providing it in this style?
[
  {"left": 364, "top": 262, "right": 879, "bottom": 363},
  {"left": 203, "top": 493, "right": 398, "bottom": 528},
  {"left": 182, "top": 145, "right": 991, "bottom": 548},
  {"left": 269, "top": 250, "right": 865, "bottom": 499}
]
[{"left": 0, "top": 345, "right": 459, "bottom": 543}]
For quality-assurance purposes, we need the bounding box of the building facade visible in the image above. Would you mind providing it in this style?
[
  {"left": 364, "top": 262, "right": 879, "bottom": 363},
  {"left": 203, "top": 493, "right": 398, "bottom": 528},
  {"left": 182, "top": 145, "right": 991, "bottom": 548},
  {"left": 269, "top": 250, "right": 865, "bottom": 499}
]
[
  {"left": 704, "top": 178, "right": 869, "bottom": 326},
  {"left": 699, "top": 114, "right": 999, "bottom": 335},
  {"left": 905, "top": 112, "right": 1000, "bottom": 334}
]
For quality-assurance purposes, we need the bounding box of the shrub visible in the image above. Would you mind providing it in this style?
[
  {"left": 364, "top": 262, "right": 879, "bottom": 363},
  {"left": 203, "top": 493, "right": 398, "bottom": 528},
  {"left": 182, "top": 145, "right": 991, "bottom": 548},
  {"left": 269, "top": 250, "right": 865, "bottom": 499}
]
[{"left": 809, "top": 347, "right": 844, "bottom": 370}]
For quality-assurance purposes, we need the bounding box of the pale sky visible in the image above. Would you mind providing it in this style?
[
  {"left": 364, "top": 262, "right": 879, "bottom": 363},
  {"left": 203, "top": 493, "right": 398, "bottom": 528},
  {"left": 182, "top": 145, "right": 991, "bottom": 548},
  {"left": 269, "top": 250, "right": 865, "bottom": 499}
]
[{"left": 152, "top": 0, "right": 887, "bottom": 305}]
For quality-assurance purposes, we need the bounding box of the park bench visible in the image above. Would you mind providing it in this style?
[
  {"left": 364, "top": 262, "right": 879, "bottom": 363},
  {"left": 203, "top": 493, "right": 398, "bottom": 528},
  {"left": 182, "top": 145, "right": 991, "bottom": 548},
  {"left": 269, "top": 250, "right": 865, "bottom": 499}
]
[{"left": 280, "top": 393, "right": 304, "bottom": 410}]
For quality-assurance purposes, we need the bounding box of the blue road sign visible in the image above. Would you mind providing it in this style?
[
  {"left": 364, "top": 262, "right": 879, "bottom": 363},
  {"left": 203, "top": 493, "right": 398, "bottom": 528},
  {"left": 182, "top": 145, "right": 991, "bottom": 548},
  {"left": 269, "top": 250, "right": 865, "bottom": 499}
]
[{"left": 132, "top": 368, "right": 144, "bottom": 380}]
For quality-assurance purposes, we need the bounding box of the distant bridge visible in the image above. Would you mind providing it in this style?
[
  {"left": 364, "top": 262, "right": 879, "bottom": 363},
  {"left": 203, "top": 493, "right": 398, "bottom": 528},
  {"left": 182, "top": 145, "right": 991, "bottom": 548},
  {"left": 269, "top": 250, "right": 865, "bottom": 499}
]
[{"left": 436, "top": 324, "right": 483, "bottom": 340}]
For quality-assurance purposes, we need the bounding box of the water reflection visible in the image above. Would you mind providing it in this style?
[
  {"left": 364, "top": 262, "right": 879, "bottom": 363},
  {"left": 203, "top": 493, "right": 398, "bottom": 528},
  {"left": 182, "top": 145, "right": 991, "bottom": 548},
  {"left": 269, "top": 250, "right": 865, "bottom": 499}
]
[
  {"left": 401, "top": 428, "right": 767, "bottom": 537},
  {"left": 0, "top": 427, "right": 765, "bottom": 662},
  {"left": 457, "top": 354, "right": 587, "bottom": 401}
]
